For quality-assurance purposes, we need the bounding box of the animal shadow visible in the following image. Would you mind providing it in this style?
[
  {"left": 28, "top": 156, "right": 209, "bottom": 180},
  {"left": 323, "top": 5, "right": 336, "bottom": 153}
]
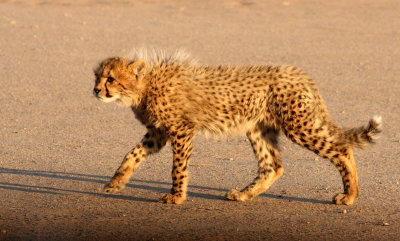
[
  {"left": 0, "top": 167, "right": 224, "bottom": 202},
  {"left": 0, "top": 167, "right": 330, "bottom": 204}
]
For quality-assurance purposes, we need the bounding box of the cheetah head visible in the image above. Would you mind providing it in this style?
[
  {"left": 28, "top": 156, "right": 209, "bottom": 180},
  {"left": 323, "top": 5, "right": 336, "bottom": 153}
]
[{"left": 93, "top": 57, "right": 147, "bottom": 106}]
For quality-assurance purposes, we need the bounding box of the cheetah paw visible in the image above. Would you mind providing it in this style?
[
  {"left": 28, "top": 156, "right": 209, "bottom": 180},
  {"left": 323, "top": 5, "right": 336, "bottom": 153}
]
[
  {"left": 225, "top": 189, "right": 249, "bottom": 202},
  {"left": 160, "top": 193, "right": 185, "bottom": 204},
  {"left": 333, "top": 193, "right": 356, "bottom": 205},
  {"left": 103, "top": 181, "right": 125, "bottom": 194}
]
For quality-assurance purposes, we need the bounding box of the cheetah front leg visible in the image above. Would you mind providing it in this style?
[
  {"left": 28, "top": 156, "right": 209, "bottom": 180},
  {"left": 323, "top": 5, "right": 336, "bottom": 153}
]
[
  {"left": 226, "top": 127, "right": 283, "bottom": 201},
  {"left": 104, "top": 127, "right": 169, "bottom": 193},
  {"left": 160, "top": 130, "right": 194, "bottom": 204}
]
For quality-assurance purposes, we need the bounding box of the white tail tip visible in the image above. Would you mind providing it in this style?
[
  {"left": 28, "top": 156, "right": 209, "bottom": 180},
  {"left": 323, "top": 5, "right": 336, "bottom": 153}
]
[{"left": 373, "top": 115, "right": 382, "bottom": 125}]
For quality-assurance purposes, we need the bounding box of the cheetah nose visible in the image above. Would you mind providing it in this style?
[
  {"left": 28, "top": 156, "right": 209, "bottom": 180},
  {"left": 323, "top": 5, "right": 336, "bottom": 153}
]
[{"left": 93, "top": 88, "right": 101, "bottom": 95}]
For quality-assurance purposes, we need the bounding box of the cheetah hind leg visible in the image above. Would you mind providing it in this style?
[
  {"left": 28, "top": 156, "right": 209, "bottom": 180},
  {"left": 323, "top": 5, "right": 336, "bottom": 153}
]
[
  {"left": 330, "top": 148, "right": 358, "bottom": 205},
  {"left": 226, "top": 127, "right": 283, "bottom": 201},
  {"left": 284, "top": 123, "right": 359, "bottom": 205}
]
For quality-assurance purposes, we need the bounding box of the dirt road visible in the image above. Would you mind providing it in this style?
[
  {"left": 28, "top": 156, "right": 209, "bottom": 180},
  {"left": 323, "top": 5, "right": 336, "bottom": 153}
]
[{"left": 1, "top": 0, "right": 399, "bottom": 240}]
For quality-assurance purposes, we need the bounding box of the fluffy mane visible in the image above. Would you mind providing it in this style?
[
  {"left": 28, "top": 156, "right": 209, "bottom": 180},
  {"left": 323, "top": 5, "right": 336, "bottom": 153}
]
[{"left": 127, "top": 48, "right": 197, "bottom": 67}]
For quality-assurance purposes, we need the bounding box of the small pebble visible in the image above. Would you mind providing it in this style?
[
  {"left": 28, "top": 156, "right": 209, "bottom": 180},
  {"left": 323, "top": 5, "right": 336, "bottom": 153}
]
[
  {"left": 343, "top": 210, "right": 347, "bottom": 214},
  {"left": 1, "top": 229, "right": 6, "bottom": 234},
  {"left": 382, "top": 222, "right": 390, "bottom": 226}
]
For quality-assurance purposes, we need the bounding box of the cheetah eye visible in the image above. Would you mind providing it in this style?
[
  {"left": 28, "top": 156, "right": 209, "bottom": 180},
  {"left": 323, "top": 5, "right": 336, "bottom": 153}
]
[{"left": 107, "top": 76, "right": 115, "bottom": 83}]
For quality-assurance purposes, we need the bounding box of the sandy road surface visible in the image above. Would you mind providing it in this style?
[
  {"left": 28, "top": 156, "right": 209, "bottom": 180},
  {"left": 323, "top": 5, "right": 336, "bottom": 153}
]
[{"left": 0, "top": 0, "right": 399, "bottom": 240}]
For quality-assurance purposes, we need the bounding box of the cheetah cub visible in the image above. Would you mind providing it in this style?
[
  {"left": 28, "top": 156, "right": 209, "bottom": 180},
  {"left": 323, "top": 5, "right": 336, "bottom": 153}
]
[{"left": 93, "top": 49, "right": 381, "bottom": 205}]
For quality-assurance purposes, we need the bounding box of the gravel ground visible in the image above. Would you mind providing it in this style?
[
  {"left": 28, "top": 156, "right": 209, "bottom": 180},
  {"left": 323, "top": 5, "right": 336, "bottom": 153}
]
[{"left": 0, "top": 0, "right": 399, "bottom": 240}]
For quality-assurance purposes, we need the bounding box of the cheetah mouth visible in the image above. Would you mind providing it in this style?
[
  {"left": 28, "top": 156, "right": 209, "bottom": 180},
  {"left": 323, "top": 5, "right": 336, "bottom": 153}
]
[
  {"left": 96, "top": 94, "right": 120, "bottom": 103},
  {"left": 93, "top": 89, "right": 114, "bottom": 101}
]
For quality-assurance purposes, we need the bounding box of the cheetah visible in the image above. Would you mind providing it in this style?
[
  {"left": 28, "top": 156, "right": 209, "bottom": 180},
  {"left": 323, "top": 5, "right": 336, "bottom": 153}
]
[{"left": 93, "top": 49, "right": 381, "bottom": 205}]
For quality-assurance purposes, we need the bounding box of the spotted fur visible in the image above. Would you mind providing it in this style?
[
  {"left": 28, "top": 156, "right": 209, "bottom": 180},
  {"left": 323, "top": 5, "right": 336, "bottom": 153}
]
[{"left": 93, "top": 49, "right": 382, "bottom": 205}]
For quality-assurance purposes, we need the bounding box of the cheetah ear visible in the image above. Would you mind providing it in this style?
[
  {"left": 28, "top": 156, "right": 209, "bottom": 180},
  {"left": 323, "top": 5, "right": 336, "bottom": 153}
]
[{"left": 129, "top": 60, "right": 146, "bottom": 78}]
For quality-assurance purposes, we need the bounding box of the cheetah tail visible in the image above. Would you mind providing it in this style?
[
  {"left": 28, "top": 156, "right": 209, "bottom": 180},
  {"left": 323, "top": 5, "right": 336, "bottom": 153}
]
[{"left": 341, "top": 116, "right": 382, "bottom": 149}]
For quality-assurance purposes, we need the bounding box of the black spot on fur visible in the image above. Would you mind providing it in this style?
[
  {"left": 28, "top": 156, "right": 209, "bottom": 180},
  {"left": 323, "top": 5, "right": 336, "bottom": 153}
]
[{"left": 146, "top": 141, "right": 154, "bottom": 148}]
